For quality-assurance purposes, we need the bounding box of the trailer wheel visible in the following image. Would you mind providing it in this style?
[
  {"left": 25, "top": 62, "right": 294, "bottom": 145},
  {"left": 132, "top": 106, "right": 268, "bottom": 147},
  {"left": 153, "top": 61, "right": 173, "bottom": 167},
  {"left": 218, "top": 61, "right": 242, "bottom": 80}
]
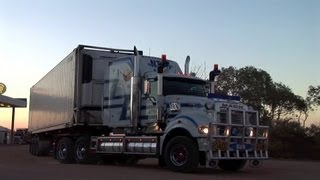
[
  {"left": 34, "top": 139, "right": 39, "bottom": 156},
  {"left": 164, "top": 136, "right": 199, "bottom": 172},
  {"left": 56, "top": 137, "right": 74, "bottom": 163},
  {"left": 38, "top": 140, "right": 50, "bottom": 156},
  {"left": 74, "top": 136, "right": 93, "bottom": 164},
  {"left": 29, "top": 138, "right": 35, "bottom": 155},
  {"left": 218, "top": 160, "right": 247, "bottom": 171},
  {"left": 30, "top": 137, "right": 39, "bottom": 156},
  {"left": 29, "top": 138, "right": 32, "bottom": 154}
]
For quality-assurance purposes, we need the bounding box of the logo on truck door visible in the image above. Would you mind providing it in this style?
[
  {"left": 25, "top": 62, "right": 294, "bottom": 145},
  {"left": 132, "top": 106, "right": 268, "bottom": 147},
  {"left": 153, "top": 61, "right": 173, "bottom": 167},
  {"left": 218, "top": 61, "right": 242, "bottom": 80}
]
[{"left": 120, "top": 70, "right": 132, "bottom": 82}]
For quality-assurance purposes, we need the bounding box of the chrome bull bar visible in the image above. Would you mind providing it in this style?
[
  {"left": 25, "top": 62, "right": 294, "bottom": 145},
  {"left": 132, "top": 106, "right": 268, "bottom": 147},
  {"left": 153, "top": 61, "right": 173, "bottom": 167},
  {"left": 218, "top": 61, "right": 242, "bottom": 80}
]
[{"left": 206, "top": 108, "right": 269, "bottom": 160}]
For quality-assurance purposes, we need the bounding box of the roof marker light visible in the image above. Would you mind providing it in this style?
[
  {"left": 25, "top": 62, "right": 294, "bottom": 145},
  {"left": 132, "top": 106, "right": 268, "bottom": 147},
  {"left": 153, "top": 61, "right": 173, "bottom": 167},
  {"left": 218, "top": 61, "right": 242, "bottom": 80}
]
[
  {"left": 214, "top": 64, "right": 218, "bottom": 70},
  {"left": 161, "top": 54, "right": 167, "bottom": 61}
]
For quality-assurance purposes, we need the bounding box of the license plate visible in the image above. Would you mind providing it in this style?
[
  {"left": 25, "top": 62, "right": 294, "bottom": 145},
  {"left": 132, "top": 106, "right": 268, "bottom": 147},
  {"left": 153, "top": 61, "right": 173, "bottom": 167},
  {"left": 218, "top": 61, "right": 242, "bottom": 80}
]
[{"left": 237, "top": 144, "right": 246, "bottom": 150}]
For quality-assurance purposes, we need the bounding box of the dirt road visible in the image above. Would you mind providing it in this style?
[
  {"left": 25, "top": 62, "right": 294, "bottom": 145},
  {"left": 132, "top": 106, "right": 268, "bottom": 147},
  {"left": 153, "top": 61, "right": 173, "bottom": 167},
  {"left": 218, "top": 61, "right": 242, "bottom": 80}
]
[{"left": 0, "top": 145, "right": 319, "bottom": 180}]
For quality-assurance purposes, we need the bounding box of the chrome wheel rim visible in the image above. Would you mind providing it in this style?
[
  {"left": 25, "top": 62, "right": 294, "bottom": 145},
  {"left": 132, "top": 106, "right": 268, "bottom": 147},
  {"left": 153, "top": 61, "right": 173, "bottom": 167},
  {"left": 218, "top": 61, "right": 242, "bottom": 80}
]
[
  {"left": 58, "top": 144, "right": 67, "bottom": 160},
  {"left": 170, "top": 144, "right": 188, "bottom": 166},
  {"left": 76, "top": 142, "right": 86, "bottom": 160}
]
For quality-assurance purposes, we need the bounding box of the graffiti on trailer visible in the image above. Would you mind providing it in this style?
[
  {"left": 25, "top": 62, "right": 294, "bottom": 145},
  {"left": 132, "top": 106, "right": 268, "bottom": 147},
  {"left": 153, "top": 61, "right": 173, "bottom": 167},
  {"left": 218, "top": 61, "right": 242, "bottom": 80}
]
[{"left": 147, "top": 59, "right": 173, "bottom": 71}]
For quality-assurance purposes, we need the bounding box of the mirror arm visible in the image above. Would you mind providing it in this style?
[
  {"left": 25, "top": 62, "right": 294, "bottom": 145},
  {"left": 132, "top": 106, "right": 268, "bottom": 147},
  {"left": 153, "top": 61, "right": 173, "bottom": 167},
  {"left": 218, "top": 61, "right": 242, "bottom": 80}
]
[{"left": 145, "top": 94, "right": 156, "bottom": 105}]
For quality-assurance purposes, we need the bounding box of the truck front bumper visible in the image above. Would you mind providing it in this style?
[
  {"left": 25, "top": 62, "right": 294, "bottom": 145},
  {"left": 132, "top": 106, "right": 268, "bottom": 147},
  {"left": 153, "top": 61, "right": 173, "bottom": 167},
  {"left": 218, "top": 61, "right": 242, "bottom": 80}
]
[
  {"left": 198, "top": 137, "right": 268, "bottom": 160},
  {"left": 198, "top": 137, "right": 268, "bottom": 168}
]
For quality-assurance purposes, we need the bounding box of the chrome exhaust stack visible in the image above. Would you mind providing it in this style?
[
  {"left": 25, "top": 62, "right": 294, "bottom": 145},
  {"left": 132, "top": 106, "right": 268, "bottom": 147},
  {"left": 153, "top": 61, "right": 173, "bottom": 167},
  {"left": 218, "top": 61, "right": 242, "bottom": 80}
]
[
  {"left": 130, "top": 46, "right": 141, "bottom": 130},
  {"left": 184, "top": 55, "right": 190, "bottom": 74}
]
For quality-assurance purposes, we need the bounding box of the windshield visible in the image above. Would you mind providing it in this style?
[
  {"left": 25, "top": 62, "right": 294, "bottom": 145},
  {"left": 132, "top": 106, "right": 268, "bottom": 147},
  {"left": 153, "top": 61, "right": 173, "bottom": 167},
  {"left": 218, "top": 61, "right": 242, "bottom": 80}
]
[{"left": 163, "top": 77, "right": 207, "bottom": 97}]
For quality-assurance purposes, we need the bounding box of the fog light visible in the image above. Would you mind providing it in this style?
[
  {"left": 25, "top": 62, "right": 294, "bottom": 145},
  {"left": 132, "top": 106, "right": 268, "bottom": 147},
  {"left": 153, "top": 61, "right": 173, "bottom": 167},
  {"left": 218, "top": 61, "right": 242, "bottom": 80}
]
[
  {"left": 263, "top": 130, "right": 268, "bottom": 138},
  {"left": 245, "top": 128, "right": 254, "bottom": 137},
  {"left": 224, "top": 128, "right": 230, "bottom": 136}
]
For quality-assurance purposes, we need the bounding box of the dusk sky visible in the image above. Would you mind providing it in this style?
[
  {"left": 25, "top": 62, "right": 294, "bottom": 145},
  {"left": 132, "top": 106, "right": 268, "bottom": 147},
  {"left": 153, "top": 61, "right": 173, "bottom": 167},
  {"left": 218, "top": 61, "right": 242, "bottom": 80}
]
[{"left": 0, "top": 0, "right": 319, "bottom": 129}]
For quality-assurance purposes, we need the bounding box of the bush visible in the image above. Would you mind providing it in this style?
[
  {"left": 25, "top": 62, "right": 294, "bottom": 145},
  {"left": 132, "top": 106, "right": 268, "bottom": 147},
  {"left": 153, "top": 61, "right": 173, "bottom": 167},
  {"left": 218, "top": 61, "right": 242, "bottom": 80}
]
[{"left": 269, "top": 121, "right": 320, "bottom": 160}]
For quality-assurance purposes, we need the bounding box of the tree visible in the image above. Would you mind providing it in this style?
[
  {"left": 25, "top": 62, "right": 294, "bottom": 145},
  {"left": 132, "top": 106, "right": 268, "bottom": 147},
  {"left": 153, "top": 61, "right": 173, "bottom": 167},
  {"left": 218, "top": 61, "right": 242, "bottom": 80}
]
[
  {"left": 305, "top": 123, "right": 320, "bottom": 137},
  {"left": 215, "top": 66, "right": 239, "bottom": 95},
  {"left": 216, "top": 66, "right": 307, "bottom": 125},
  {"left": 216, "top": 66, "right": 276, "bottom": 125},
  {"left": 268, "top": 83, "right": 298, "bottom": 121},
  {"left": 236, "top": 66, "right": 274, "bottom": 111},
  {"left": 293, "top": 95, "right": 308, "bottom": 125},
  {"left": 295, "top": 85, "right": 320, "bottom": 128},
  {"left": 307, "top": 85, "right": 320, "bottom": 107},
  {"left": 216, "top": 66, "right": 274, "bottom": 110}
]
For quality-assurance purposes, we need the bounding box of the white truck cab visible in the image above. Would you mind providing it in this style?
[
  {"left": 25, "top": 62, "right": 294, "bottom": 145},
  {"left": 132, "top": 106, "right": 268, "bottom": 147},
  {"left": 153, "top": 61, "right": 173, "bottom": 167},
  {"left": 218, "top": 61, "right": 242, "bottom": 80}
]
[{"left": 94, "top": 49, "right": 268, "bottom": 172}]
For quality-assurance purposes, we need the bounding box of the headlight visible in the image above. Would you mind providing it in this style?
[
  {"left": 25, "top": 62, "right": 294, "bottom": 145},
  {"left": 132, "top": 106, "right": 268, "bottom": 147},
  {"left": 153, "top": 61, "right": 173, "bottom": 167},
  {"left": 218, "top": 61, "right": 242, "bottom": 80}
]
[
  {"left": 245, "top": 127, "right": 254, "bottom": 137},
  {"left": 198, "top": 126, "right": 209, "bottom": 134},
  {"left": 217, "top": 126, "right": 230, "bottom": 136},
  {"left": 263, "top": 129, "right": 268, "bottom": 138},
  {"left": 258, "top": 128, "right": 268, "bottom": 138},
  {"left": 224, "top": 128, "right": 230, "bottom": 136}
]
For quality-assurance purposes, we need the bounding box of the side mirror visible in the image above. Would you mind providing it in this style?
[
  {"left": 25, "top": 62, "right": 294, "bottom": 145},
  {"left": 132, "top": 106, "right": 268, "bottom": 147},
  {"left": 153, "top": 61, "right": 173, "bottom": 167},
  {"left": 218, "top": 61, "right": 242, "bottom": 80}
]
[{"left": 144, "top": 80, "right": 150, "bottom": 95}]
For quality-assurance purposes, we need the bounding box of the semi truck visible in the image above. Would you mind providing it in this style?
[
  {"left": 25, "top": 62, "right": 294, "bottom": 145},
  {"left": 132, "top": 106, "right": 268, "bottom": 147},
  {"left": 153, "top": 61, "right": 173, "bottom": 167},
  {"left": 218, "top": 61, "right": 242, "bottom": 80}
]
[{"left": 28, "top": 45, "right": 269, "bottom": 172}]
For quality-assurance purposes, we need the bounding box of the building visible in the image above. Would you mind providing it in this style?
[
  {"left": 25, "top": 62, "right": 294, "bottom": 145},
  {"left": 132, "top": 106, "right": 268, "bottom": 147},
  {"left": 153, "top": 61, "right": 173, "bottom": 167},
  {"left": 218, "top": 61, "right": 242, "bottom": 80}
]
[
  {"left": 0, "top": 126, "right": 10, "bottom": 144},
  {"left": 0, "top": 93, "right": 27, "bottom": 144}
]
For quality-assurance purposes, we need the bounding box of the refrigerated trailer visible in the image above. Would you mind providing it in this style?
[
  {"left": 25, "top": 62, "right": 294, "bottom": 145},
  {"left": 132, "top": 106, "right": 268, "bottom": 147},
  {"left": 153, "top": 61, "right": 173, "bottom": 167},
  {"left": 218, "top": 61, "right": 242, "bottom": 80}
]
[{"left": 29, "top": 45, "right": 269, "bottom": 172}]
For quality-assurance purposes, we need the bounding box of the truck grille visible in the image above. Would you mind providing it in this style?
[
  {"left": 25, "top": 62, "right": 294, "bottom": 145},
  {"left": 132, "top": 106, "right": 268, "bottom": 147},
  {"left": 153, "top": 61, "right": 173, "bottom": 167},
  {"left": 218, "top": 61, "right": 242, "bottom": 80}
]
[{"left": 208, "top": 108, "right": 269, "bottom": 160}]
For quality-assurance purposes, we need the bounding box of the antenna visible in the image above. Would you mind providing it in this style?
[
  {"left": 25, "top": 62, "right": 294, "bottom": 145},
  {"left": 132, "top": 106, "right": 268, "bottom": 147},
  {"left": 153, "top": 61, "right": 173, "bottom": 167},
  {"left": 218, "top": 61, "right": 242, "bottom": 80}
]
[{"left": 204, "top": 61, "right": 207, "bottom": 79}]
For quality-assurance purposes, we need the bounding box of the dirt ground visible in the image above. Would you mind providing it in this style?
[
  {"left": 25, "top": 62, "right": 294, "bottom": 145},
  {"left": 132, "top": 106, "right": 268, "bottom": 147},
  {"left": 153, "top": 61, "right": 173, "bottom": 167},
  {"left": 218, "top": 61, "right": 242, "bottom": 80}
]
[{"left": 1, "top": 144, "right": 320, "bottom": 180}]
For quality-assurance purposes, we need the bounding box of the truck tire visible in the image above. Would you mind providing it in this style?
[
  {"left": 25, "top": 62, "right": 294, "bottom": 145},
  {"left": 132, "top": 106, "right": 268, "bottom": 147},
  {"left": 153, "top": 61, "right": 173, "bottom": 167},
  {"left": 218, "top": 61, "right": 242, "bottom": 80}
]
[
  {"left": 164, "top": 136, "right": 199, "bottom": 172},
  {"left": 30, "top": 137, "right": 39, "bottom": 156},
  {"left": 218, "top": 160, "right": 247, "bottom": 171},
  {"left": 34, "top": 139, "right": 40, "bottom": 156},
  {"left": 38, "top": 140, "right": 50, "bottom": 156},
  {"left": 29, "top": 138, "right": 35, "bottom": 155},
  {"left": 56, "top": 137, "right": 75, "bottom": 163},
  {"left": 74, "top": 136, "right": 93, "bottom": 164},
  {"left": 29, "top": 139, "right": 32, "bottom": 154}
]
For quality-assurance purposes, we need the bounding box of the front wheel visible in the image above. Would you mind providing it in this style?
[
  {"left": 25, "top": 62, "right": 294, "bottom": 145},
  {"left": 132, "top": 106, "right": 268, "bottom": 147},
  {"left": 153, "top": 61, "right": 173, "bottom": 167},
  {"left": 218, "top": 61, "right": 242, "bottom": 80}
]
[
  {"left": 164, "top": 136, "right": 199, "bottom": 172},
  {"left": 218, "top": 160, "right": 247, "bottom": 171}
]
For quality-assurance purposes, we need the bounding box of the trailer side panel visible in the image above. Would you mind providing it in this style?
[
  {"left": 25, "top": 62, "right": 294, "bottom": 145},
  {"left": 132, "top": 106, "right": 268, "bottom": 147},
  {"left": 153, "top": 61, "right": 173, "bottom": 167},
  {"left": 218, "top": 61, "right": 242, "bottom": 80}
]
[{"left": 29, "top": 51, "right": 76, "bottom": 133}]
